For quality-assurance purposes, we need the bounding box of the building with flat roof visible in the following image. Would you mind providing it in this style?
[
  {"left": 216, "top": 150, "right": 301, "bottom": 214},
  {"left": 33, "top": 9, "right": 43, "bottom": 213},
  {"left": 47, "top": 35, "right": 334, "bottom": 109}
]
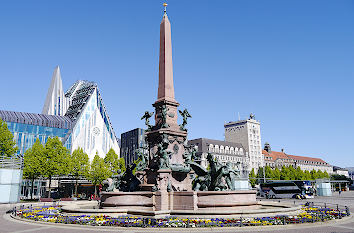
[
  {"left": 0, "top": 66, "right": 120, "bottom": 160},
  {"left": 188, "top": 138, "right": 249, "bottom": 172},
  {"left": 121, "top": 128, "right": 146, "bottom": 165},
  {"left": 224, "top": 114, "right": 263, "bottom": 171},
  {"left": 0, "top": 110, "right": 72, "bottom": 154}
]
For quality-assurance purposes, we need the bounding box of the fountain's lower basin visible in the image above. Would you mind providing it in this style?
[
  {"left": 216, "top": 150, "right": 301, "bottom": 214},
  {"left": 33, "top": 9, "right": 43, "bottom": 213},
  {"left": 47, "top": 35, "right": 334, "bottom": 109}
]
[{"left": 61, "top": 190, "right": 303, "bottom": 218}]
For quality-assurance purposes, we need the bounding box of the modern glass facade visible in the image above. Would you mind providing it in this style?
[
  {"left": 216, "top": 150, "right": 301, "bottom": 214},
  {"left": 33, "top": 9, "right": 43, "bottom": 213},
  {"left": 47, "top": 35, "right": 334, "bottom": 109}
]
[
  {"left": 6, "top": 122, "right": 70, "bottom": 154},
  {"left": 121, "top": 128, "right": 146, "bottom": 165},
  {"left": 0, "top": 110, "right": 72, "bottom": 155}
]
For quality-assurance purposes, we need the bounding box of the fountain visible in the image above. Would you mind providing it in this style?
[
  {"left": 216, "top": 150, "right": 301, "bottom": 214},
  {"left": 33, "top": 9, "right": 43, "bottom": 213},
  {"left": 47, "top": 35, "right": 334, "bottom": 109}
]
[{"left": 62, "top": 4, "right": 302, "bottom": 218}]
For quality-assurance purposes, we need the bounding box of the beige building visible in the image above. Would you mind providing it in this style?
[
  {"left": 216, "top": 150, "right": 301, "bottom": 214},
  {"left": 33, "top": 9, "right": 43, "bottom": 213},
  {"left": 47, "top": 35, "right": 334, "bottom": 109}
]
[
  {"left": 188, "top": 138, "right": 249, "bottom": 174},
  {"left": 263, "top": 143, "right": 333, "bottom": 173},
  {"left": 224, "top": 114, "right": 263, "bottom": 171}
]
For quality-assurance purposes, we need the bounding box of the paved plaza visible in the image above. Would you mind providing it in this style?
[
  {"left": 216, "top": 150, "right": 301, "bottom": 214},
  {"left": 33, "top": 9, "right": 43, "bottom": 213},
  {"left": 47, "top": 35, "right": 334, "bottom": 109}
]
[{"left": 0, "top": 191, "right": 353, "bottom": 233}]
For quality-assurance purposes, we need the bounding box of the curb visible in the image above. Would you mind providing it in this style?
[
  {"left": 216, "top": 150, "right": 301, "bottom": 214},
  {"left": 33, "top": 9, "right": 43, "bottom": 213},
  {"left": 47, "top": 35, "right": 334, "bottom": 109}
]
[{"left": 7, "top": 211, "right": 354, "bottom": 232}]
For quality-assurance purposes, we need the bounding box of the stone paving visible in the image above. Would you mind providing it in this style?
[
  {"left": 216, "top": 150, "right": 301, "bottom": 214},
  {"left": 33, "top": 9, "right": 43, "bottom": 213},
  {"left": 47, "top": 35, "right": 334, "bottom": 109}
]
[{"left": 1, "top": 191, "right": 354, "bottom": 233}]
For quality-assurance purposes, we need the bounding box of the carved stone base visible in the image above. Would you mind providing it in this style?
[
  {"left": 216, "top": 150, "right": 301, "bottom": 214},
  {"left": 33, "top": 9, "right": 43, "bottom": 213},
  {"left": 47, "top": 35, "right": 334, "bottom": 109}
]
[{"left": 101, "top": 190, "right": 257, "bottom": 212}]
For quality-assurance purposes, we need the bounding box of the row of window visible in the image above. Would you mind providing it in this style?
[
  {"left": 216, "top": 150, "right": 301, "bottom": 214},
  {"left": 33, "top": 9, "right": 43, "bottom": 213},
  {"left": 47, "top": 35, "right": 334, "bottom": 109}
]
[
  {"left": 264, "top": 157, "right": 327, "bottom": 166},
  {"left": 208, "top": 144, "right": 244, "bottom": 155}
]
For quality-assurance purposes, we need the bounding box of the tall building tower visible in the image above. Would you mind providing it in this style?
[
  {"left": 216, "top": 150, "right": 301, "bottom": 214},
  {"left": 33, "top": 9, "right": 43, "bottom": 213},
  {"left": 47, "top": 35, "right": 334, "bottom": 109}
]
[
  {"left": 121, "top": 128, "right": 146, "bottom": 166},
  {"left": 42, "top": 66, "right": 68, "bottom": 116},
  {"left": 224, "top": 113, "right": 263, "bottom": 171}
]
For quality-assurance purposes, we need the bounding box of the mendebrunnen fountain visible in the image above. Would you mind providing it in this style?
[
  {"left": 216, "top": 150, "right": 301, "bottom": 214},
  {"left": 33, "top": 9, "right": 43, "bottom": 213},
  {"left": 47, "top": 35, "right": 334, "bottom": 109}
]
[{"left": 62, "top": 6, "right": 302, "bottom": 218}]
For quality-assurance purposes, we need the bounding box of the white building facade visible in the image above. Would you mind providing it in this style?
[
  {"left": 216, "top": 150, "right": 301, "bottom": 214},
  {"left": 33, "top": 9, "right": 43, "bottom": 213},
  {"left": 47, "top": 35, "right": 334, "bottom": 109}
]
[
  {"left": 42, "top": 67, "right": 120, "bottom": 160},
  {"left": 42, "top": 66, "right": 68, "bottom": 116},
  {"left": 224, "top": 115, "right": 264, "bottom": 171},
  {"left": 188, "top": 138, "right": 249, "bottom": 173}
]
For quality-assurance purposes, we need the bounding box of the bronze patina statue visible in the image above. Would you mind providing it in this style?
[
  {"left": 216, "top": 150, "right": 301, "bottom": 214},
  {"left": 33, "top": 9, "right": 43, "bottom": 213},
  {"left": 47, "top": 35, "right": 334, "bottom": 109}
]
[
  {"left": 179, "top": 109, "right": 191, "bottom": 131},
  {"left": 159, "top": 105, "right": 170, "bottom": 128},
  {"left": 157, "top": 142, "right": 172, "bottom": 169},
  {"left": 191, "top": 153, "right": 240, "bottom": 191},
  {"left": 141, "top": 111, "right": 154, "bottom": 130},
  {"left": 135, "top": 146, "right": 149, "bottom": 171}
]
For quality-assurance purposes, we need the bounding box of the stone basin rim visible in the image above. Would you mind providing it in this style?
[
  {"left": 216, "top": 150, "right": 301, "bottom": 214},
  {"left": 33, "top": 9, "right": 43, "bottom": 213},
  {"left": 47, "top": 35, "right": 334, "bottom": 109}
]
[{"left": 61, "top": 201, "right": 302, "bottom": 216}]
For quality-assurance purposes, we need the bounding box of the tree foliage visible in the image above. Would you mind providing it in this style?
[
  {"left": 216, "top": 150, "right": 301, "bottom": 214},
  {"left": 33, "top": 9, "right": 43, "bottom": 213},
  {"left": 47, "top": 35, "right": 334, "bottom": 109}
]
[
  {"left": 272, "top": 167, "right": 281, "bottom": 180},
  {"left": 42, "top": 137, "right": 70, "bottom": 198},
  {"left": 0, "top": 118, "right": 18, "bottom": 157},
  {"left": 249, "top": 168, "right": 256, "bottom": 187},
  {"left": 250, "top": 165, "right": 330, "bottom": 185},
  {"left": 23, "top": 139, "right": 44, "bottom": 179},
  {"left": 104, "top": 148, "right": 125, "bottom": 175},
  {"left": 88, "top": 152, "right": 111, "bottom": 195},
  {"left": 70, "top": 147, "right": 89, "bottom": 197},
  {"left": 23, "top": 138, "right": 44, "bottom": 199},
  {"left": 70, "top": 147, "right": 89, "bottom": 178}
]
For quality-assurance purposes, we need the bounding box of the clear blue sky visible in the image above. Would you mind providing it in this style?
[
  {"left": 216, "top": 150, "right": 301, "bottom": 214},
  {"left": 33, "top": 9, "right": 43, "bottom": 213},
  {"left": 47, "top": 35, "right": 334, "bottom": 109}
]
[{"left": 0, "top": 1, "right": 353, "bottom": 167}]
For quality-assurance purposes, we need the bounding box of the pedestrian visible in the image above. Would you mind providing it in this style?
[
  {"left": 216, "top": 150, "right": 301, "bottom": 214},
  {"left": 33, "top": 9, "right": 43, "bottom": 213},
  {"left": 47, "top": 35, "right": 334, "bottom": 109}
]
[{"left": 339, "top": 189, "right": 342, "bottom": 196}]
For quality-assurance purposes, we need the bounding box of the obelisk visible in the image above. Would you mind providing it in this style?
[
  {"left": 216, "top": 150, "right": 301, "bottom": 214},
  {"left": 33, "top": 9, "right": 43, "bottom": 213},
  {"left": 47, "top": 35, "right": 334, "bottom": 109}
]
[{"left": 144, "top": 4, "right": 191, "bottom": 194}]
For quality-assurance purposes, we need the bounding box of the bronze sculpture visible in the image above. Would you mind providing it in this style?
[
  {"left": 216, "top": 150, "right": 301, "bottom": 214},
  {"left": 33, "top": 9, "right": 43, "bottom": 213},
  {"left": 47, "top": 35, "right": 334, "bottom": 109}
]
[
  {"left": 135, "top": 146, "right": 149, "bottom": 171},
  {"left": 157, "top": 142, "right": 172, "bottom": 169},
  {"left": 141, "top": 111, "right": 154, "bottom": 130},
  {"left": 191, "top": 153, "right": 240, "bottom": 191},
  {"left": 179, "top": 109, "right": 191, "bottom": 131}
]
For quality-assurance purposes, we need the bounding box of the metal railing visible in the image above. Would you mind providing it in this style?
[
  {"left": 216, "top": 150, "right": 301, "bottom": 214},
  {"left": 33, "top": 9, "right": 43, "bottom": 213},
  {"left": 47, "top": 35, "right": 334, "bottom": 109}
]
[{"left": 0, "top": 155, "right": 23, "bottom": 169}]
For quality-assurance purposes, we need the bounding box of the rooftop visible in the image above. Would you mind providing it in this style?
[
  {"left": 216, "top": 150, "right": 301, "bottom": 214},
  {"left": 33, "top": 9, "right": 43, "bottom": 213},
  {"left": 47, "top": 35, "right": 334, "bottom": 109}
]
[{"left": 0, "top": 110, "right": 72, "bottom": 129}]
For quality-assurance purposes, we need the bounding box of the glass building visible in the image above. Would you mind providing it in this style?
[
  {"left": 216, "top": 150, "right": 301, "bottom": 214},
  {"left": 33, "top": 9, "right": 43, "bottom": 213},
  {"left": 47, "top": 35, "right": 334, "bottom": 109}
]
[
  {"left": 121, "top": 128, "right": 146, "bottom": 165},
  {"left": 0, "top": 110, "right": 72, "bottom": 155}
]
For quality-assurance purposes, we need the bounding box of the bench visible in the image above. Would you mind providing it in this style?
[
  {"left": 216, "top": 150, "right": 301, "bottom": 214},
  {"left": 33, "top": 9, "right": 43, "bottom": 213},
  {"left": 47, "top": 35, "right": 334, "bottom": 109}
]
[
  {"left": 40, "top": 198, "right": 54, "bottom": 202},
  {"left": 60, "top": 198, "right": 73, "bottom": 201}
]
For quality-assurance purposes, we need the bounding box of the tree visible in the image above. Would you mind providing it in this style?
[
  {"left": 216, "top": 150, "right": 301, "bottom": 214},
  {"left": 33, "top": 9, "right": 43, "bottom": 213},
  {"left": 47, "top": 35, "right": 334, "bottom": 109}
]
[
  {"left": 70, "top": 147, "right": 89, "bottom": 197},
  {"left": 272, "top": 167, "right": 281, "bottom": 180},
  {"left": 257, "top": 167, "right": 265, "bottom": 182},
  {"left": 280, "top": 166, "right": 290, "bottom": 180},
  {"left": 317, "top": 170, "right": 324, "bottom": 179},
  {"left": 0, "top": 118, "right": 18, "bottom": 157},
  {"left": 42, "top": 137, "right": 70, "bottom": 198},
  {"left": 310, "top": 169, "right": 318, "bottom": 180},
  {"left": 323, "top": 171, "right": 330, "bottom": 179},
  {"left": 288, "top": 166, "right": 296, "bottom": 180},
  {"left": 304, "top": 170, "right": 311, "bottom": 180},
  {"left": 23, "top": 139, "right": 44, "bottom": 199},
  {"left": 295, "top": 166, "right": 304, "bottom": 180},
  {"left": 88, "top": 152, "right": 111, "bottom": 196},
  {"left": 104, "top": 148, "right": 125, "bottom": 175},
  {"left": 264, "top": 166, "right": 273, "bottom": 180},
  {"left": 249, "top": 168, "right": 256, "bottom": 187}
]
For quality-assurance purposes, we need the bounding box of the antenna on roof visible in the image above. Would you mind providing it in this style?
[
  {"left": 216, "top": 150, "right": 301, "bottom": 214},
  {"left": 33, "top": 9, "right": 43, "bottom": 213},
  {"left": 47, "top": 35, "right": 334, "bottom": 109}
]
[{"left": 238, "top": 112, "right": 240, "bottom": 121}]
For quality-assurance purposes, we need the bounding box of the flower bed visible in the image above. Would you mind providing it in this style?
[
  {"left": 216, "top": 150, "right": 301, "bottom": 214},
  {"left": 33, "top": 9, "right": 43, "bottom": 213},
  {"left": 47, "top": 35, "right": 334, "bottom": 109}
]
[{"left": 13, "top": 205, "right": 350, "bottom": 228}]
